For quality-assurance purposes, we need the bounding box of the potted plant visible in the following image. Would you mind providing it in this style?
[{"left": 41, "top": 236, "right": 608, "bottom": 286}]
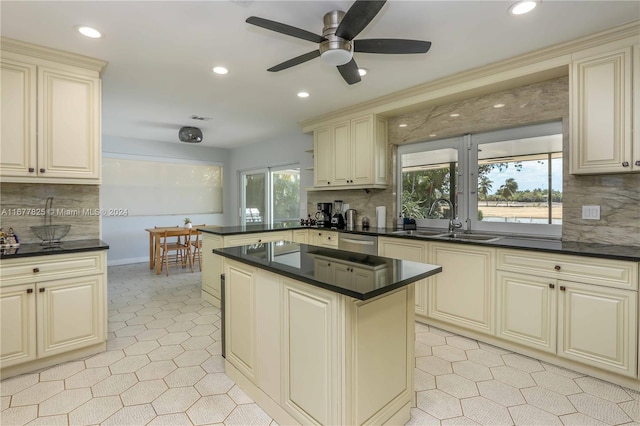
[{"left": 184, "top": 218, "right": 192, "bottom": 229}]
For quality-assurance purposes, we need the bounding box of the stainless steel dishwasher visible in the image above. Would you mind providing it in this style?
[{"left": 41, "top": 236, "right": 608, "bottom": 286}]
[{"left": 338, "top": 233, "right": 378, "bottom": 255}]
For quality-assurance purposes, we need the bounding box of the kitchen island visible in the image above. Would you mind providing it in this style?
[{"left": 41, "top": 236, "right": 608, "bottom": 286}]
[{"left": 214, "top": 241, "right": 441, "bottom": 426}]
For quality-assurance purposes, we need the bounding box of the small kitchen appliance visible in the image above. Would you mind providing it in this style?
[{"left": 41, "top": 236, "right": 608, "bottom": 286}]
[
  {"left": 331, "top": 200, "right": 345, "bottom": 230},
  {"left": 345, "top": 209, "right": 357, "bottom": 229},
  {"left": 315, "top": 202, "right": 332, "bottom": 228}
]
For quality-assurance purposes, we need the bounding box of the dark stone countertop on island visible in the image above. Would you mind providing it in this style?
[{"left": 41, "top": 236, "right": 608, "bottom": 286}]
[
  {"left": 0, "top": 239, "right": 109, "bottom": 260},
  {"left": 214, "top": 242, "right": 442, "bottom": 301}
]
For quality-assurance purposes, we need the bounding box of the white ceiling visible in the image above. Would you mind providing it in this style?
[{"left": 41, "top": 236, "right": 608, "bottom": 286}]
[{"left": 1, "top": 1, "right": 638, "bottom": 148}]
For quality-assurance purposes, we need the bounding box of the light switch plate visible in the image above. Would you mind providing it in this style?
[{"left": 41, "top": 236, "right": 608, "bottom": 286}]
[{"left": 582, "top": 205, "right": 600, "bottom": 220}]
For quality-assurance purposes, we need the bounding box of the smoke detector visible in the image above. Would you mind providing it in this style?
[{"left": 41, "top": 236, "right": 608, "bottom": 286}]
[{"left": 179, "top": 127, "right": 203, "bottom": 143}]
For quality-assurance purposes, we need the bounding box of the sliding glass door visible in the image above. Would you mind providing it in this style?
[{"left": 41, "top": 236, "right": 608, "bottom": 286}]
[{"left": 240, "top": 165, "right": 300, "bottom": 226}]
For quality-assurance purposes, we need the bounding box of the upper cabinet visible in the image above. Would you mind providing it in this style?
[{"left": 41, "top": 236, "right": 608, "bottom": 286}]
[
  {"left": 0, "top": 38, "right": 106, "bottom": 184},
  {"left": 570, "top": 37, "right": 639, "bottom": 174},
  {"left": 313, "top": 114, "right": 387, "bottom": 190}
]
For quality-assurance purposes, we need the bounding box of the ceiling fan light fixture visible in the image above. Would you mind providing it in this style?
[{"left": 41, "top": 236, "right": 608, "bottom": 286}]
[
  {"left": 77, "top": 26, "right": 101, "bottom": 38},
  {"left": 212, "top": 66, "right": 228, "bottom": 75},
  {"left": 297, "top": 91, "right": 310, "bottom": 98},
  {"left": 509, "top": 1, "right": 538, "bottom": 15},
  {"left": 358, "top": 68, "right": 368, "bottom": 76},
  {"left": 320, "top": 49, "right": 353, "bottom": 66}
]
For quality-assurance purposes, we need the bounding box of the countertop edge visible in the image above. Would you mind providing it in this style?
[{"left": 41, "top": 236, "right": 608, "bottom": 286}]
[{"left": 0, "top": 239, "right": 110, "bottom": 260}]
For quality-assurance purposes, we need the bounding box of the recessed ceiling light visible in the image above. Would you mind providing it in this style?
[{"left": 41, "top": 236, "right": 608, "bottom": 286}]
[
  {"left": 358, "top": 68, "right": 368, "bottom": 77},
  {"left": 212, "top": 66, "right": 228, "bottom": 75},
  {"left": 398, "top": 123, "right": 407, "bottom": 128},
  {"left": 297, "top": 91, "right": 310, "bottom": 98},
  {"left": 77, "top": 26, "right": 101, "bottom": 38},
  {"left": 493, "top": 103, "right": 506, "bottom": 108},
  {"left": 509, "top": 0, "right": 537, "bottom": 15},
  {"left": 450, "top": 113, "right": 460, "bottom": 117},
  {"left": 429, "top": 134, "right": 437, "bottom": 137}
]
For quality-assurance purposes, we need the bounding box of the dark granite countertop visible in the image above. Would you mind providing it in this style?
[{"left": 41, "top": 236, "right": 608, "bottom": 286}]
[
  {"left": 201, "top": 224, "right": 640, "bottom": 262},
  {"left": 0, "top": 239, "right": 109, "bottom": 259},
  {"left": 214, "top": 242, "right": 442, "bottom": 301}
]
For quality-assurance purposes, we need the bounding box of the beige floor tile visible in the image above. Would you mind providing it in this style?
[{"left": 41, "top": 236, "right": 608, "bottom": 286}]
[
  {"left": 414, "top": 368, "right": 437, "bottom": 391},
  {"left": 433, "top": 345, "right": 467, "bottom": 362},
  {"left": 502, "top": 353, "right": 545, "bottom": 373},
  {"left": 91, "top": 373, "right": 138, "bottom": 397},
  {"left": 38, "top": 388, "right": 92, "bottom": 416},
  {"left": 520, "top": 386, "right": 576, "bottom": 416},
  {"left": 135, "top": 360, "right": 178, "bottom": 381},
  {"left": 429, "top": 327, "right": 457, "bottom": 337},
  {"left": 0, "top": 405, "right": 38, "bottom": 425},
  {"left": 125, "top": 315, "right": 155, "bottom": 325},
  {"left": 559, "top": 412, "right": 608, "bottom": 425},
  {"left": 436, "top": 374, "right": 479, "bottom": 399},
  {"left": 224, "top": 403, "right": 272, "bottom": 425},
  {"left": 84, "top": 349, "right": 125, "bottom": 368},
  {"left": 568, "top": 393, "right": 632, "bottom": 424},
  {"left": 195, "top": 373, "right": 235, "bottom": 396},
  {"left": 0, "top": 373, "right": 39, "bottom": 396},
  {"left": 440, "top": 416, "right": 481, "bottom": 425},
  {"left": 416, "top": 389, "right": 463, "bottom": 420},
  {"left": 452, "top": 360, "right": 492, "bottom": 382},
  {"left": 38, "top": 361, "right": 85, "bottom": 381},
  {"left": 108, "top": 354, "right": 150, "bottom": 374},
  {"left": 166, "top": 321, "right": 197, "bottom": 333},
  {"left": 574, "top": 376, "right": 635, "bottom": 403},
  {"left": 530, "top": 370, "right": 582, "bottom": 395},
  {"left": 154, "top": 310, "right": 183, "bottom": 319},
  {"left": 181, "top": 335, "right": 215, "bottom": 350},
  {"left": 466, "top": 349, "right": 505, "bottom": 368},
  {"left": 478, "top": 342, "right": 512, "bottom": 355},
  {"left": 164, "top": 366, "right": 207, "bottom": 387},
  {"left": 201, "top": 355, "right": 225, "bottom": 373},
  {"left": 416, "top": 332, "right": 447, "bottom": 346},
  {"left": 509, "top": 404, "right": 563, "bottom": 425},
  {"left": 174, "top": 350, "right": 211, "bottom": 367},
  {"left": 11, "top": 381, "right": 64, "bottom": 406},
  {"left": 158, "top": 332, "right": 191, "bottom": 346},
  {"left": 540, "top": 361, "right": 585, "bottom": 379},
  {"left": 406, "top": 407, "right": 440, "bottom": 425},
  {"left": 115, "top": 324, "right": 148, "bottom": 337},
  {"left": 25, "top": 414, "right": 69, "bottom": 425},
  {"left": 68, "top": 395, "right": 122, "bottom": 425},
  {"left": 106, "top": 336, "right": 137, "bottom": 351},
  {"left": 121, "top": 379, "right": 168, "bottom": 406},
  {"left": 416, "top": 356, "right": 453, "bottom": 376},
  {"left": 227, "top": 385, "right": 254, "bottom": 405},
  {"left": 188, "top": 324, "right": 217, "bottom": 336},
  {"left": 123, "top": 340, "right": 161, "bottom": 356},
  {"left": 491, "top": 365, "right": 536, "bottom": 388},
  {"left": 146, "top": 318, "right": 176, "bottom": 329},
  {"left": 194, "top": 314, "right": 219, "bottom": 326},
  {"left": 148, "top": 344, "right": 185, "bottom": 361},
  {"left": 206, "top": 341, "right": 222, "bottom": 356},
  {"left": 477, "top": 379, "right": 526, "bottom": 407},
  {"left": 187, "top": 395, "right": 237, "bottom": 424},
  {"left": 1, "top": 396, "right": 10, "bottom": 411},
  {"left": 152, "top": 387, "right": 200, "bottom": 415},
  {"left": 415, "top": 341, "right": 433, "bottom": 357},
  {"left": 618, "top": 400, "right": 640, "bottom": 423},
  {"left": 136, "top": 328, "right": 170, "bottom": 341},
  {"left": 446, "top": 335, "right": 480, "bottom": 350},
  {"left": 148, "top": 412, "right": 194, "bottom": 426},
  {"left": 460, "top": 396, "right": 513, "bottom": 425}
]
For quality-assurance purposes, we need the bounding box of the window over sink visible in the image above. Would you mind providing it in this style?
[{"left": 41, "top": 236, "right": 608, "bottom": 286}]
[{"left": 398, "top": 121, "right": 563, "bottom": 238}]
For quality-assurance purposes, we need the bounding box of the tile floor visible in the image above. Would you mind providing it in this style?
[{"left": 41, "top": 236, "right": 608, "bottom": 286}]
[{"left": 0, "top": 263, "right": 638, "bottom": 425}]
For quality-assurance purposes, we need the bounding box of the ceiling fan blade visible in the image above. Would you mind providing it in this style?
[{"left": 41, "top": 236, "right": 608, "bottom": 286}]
[
  {"left": 335, "top": 0, "right": 386, "bottom": 41},
  {"left": 354, "top": 39, "right": 432, "bottom": 54},
  {"left": 337, "top": 58, "right": 361, "bottom": 85},
  {"left": 246, "top": 16, "right": 326, "bottom": 43},
  {"left": 267, "top": 50, "right": 321, "bottom": 72}
]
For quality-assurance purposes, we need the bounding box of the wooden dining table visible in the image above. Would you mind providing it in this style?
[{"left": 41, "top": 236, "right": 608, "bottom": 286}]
[{"left": 145, "top": 227, "right": 192, "bottom": 275}]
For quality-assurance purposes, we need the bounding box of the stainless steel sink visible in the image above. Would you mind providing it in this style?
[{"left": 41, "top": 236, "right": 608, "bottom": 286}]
[
  {"left": 391, "top": 230, "right": 447, "bottom": 237},
  {"left": 437, "top": 233, "right": 503, "bottom": 242}
]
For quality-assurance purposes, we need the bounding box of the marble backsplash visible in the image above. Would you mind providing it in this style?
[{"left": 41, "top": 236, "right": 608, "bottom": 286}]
[
  {"left": 308, "top": 76, "right": 640, "bottom": 247},
  {"left": 0, "top": 183, "right": 100, "bottom": 244}
]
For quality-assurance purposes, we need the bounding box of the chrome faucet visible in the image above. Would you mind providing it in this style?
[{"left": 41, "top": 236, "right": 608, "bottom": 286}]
[{"left": 428, "top": 198, "right": 463, "bottom": 236}]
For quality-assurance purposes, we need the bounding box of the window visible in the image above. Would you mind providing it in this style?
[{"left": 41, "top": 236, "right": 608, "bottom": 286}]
[
  {"left": 240, "top": 165, "right": 300, "bottom": 226},
  {"left": 398, "top": 122, "right": 563, "bottom": 237}
]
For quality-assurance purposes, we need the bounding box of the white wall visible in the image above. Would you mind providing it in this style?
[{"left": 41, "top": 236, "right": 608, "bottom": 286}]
[
  {"left": 102, "top": 135, "right": 231, "bottom": 265},
  {"left": 225, "top": 131, "right": 314, "bottom": 225}
]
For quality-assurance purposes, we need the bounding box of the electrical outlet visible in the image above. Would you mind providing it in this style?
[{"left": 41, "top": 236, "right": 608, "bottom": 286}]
[{"left": 582, "top": 205, "right": 600, "bottom": 220}]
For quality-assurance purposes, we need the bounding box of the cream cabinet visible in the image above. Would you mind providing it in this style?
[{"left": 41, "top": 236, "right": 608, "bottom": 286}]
[
  {"left": 201, "top": 230, "right": 293, "bottom": 307},
  {"left": 291, "top": 229, "right": 309, "bottom": 244},
  {"left": 309, "top": 229, "right": 338, "bottom": 248},
  {"left": 428, "top": 242, "right": 496, "bottom": 335},
  {"left": 497, "top": 249, "right": 638, "bottom": 378},
  {"left": 313, "top": 254, "right": 387, "bottom": 292},
  {"left": 0, "top": 38, "right": 106, "bottom": 183},
  {"left": 313, "top": 114, "right": 387, "bottom": 189},
  {"left": 570, "top": 37, "right": 639, "bottom": 174},
  {"left": 0, "top": 251, "right": 107, "bottom": 378},
  {"left": 378, "top": 237, "right": 429, "bottom": 317}
]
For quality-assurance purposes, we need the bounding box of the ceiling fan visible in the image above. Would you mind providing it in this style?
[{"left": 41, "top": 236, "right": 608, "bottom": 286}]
[{"left": 246, "top": 0, "right": 431, "bottom": 85}]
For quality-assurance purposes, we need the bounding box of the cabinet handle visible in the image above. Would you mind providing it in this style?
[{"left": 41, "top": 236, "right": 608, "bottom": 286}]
[
  {"left": 28, "top": 167, "right": 35, "bottom": 173},
  {"left": 560, "top": 286, "right": 566, "bottom": 291},
  {"left": 26, "top": 288, "right": 33, "bottom": 294},
  {"left": 622, "top": 161, "right": 629, "bottom": 167},
  {"left": 549, "top": 283, "right": 555, "bottom": 289},
  {"left": 33, "top": 268, "right": 40, "bottom": 273},
  {"left": 39, "top": 288, "right": 45, "bottom": 293},
  {"left": 40, "top": 168, "right": 46, "bottom": 173},
  {"left": 554, "top": 265, "right": 561, "bottom": 271}
]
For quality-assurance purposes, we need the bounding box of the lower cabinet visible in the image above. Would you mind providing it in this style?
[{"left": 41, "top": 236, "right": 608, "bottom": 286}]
[
  {"left": 428, "top": 243, "right": 495, "bottom": 335},
  {"left": 309, "top": 230, "right": 338, "bottom": 248},
  {"left": 292, "top": 229, "right": 309, "bottom": 244},
  {"left": 0, "top": 251, "right": 107, "bottom": 377}
]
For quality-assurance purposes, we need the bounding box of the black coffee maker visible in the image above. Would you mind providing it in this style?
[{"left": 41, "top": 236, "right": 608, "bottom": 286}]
[
  {"left": 315, "top": 203, "right": 332, "bottom": 228},
  {"left": 330, "top": 200, "right": 345, "bottom": 230}
]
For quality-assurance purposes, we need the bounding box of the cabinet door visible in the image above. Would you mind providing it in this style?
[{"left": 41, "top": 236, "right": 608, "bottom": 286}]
[
  {"left": 0, "top": 284, "right": 37, "bottom": 368},
  {"left": 314, "top": 126, "right": 332, "bottom": 187},
  {"left": 496, "top": 271, "right": 556, "bottom": 353},
  {"left": 36, "top": 275, "right": 105, "bottom": 358},
  {"left": 202, "top": 234, "right": 223, "bottom": 302},
  {"left": 331, "top": 120, "right": 351, "bottom": 185},
  {"left": 0, "top": 59, "right": 37, "bottom": 177},
  {"left": 314, "top": 258, "right": 335, "bottom": 283},
  {"left": 633, "top": 44, "right": 640, "bottom": 171},
  {"left": 428, "top": 243, "right": 495, "bottom": 334},
  {"left": 350, "top": 115, "right": 374, "bottom": 185},
  {"left": 558, "top": 280, "right": 637, "bottom": 377},
  {"left": 378, "top": 238, "right": 428, "bottom": 317},
  {"left": 38, "top": 67, "right": 101, "bottom": 180},
  {"left": 570, "top": 46, "right": 633, "bottom": 174},
  {"left": 292, "top": 229, "right": 309, "bottom": 244}
]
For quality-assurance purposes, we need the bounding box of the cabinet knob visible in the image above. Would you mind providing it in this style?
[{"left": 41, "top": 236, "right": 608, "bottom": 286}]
[
  {"left": 39, "top": 288, "right": 45, "bottom": 293},
  {"left": 28, "top": 167, "right": 35, "bottom": 173},
  {"left": 549, "top": 283, "right": 555, "bottom": 289},
  {"left": 635, "top": 161, "right": 640, "bottom": 166},
  {"left": 327, "top": 236, "right": 331, "bottom": 240},
  {"left": 33, "top": 268, "right": 40, "bottom": 273},
  {"left": 560, "top": 286, "right": 566, "bottom": 291},
  {"left": 554, "top": 265, "right": 561, "bottom": 271},
  {"left": 26, "top": 288, "right": 34, "bottom": 294},
  {"left": 622, "top": 161, "right": 629, "bottom": 167},
  {"left": 258, "top": 239, "right": 262, "bottom": 243},
  {"left": 327, "top": 181, "right": 331, "bottom": 185},
  {"left": 40, "top": 168, "right": 46, "bottom": 173}
]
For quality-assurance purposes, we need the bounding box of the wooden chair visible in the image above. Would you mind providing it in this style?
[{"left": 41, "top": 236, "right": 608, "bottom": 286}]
[
  {"left": 188, "top": 224, "right": 206, "bottom": 272},
  {"left": 160, "top": 228, "right": 192, "bottom": 276}
]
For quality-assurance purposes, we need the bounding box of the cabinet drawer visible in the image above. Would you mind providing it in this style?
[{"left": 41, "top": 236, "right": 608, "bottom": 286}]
[
  {"left": 0, "top": 251, "right": 105, "bottom": 286},
  {"left": 224, "top": 231, "right": 292, "bottom": 247},
  {"left": 497, "top": 249, "right": 638, "bottom": 290}
]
